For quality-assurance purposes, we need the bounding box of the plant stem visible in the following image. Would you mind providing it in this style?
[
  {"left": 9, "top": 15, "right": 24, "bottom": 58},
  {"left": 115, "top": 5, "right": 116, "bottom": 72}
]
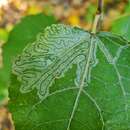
[
  {"left": 92, "top": 0, "right": 103, "bottom": 34},
  {"left": 97, "top": 0, "right": 103, "bottom": 14}
]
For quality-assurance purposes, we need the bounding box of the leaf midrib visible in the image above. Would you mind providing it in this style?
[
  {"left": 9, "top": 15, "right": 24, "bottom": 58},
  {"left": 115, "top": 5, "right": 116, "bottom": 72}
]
[{"left": 66, "top": 36, "right": 95, "bottom": 130}]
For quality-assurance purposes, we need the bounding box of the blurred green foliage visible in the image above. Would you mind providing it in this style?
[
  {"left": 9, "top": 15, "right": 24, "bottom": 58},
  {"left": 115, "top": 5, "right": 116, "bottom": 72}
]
[
  {"left": 111, "top": 15, "right": 130, "bottom": 41},
  {"left": 0, "top": 29, "right": 9, "bottom": 42},
  {"left": 0, "top": 13, "right": 56, "bottom": 105},
  {"left": 85, "top": 4, "right": 96, "bottom": 23},
  {"left": 125, "top": 3, "right": 130, "bottom": 13}
]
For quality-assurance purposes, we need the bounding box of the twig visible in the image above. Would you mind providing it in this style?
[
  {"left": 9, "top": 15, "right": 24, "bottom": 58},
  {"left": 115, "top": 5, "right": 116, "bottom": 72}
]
[
  {"left": 97, "top": 0, "right": 103, "bottom": 14},
  {"left": 92, "top": 0, "right": 103, "bottom": 34}
]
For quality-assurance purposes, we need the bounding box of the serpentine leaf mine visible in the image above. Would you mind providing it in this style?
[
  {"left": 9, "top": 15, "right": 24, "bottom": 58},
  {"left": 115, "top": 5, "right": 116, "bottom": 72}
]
[{"left": 10, "top": 24, "right": 130, "bottom": 130}]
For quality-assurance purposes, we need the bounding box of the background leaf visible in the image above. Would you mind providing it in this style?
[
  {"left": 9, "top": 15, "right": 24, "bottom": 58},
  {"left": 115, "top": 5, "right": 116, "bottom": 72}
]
[
  {"left": 111, "top": 15, "right": 130, "bottom": 41},
  {"left": 125, "top": 3, "right": 130, "bottom": 13},
  {"left": 9, "top": 24, "right": 130, "bottom": 130},
  {"left": 0, "top": 29, "right": 9, "bottom": 42},
  {"left": 0, "top": 13, "right": 56, "bottom": 104}
]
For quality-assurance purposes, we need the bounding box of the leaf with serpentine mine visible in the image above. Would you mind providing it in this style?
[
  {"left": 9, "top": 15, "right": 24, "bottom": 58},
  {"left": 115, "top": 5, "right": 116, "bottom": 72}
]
[{"left": 9, "top": 24, "right": 130, "bottom": 130}]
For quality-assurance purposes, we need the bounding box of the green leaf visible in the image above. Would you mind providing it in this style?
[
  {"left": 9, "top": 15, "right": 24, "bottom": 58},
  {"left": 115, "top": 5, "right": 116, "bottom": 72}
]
[
  {"left": 85, "top": 4, "right": 96, "bottom": 23},
  {"left": 9, "top": 24, "right": 130, "bottom": 130},
  {"left": 111, "top": 15, "right": 130, "bottom": 41},
  {"left": 0, "top": 13, "right": 56, "bottom": 103},
  {"left": 125, "top": 3, "right": 130, "bottom": 13},
  {"left": 0, "top": 28, "right": 9, "bottom": 42}
]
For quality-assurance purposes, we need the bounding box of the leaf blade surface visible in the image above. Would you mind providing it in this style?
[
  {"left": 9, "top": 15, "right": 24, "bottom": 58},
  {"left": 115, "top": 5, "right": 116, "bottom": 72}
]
[{"left": 9, "top": 24, "right": 130, "bottom": 130}]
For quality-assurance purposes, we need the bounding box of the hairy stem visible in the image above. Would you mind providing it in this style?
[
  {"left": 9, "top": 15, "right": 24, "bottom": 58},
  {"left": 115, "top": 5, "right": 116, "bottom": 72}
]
[{"left": 92, "top": 0, "right": 103, "bottom": 33}]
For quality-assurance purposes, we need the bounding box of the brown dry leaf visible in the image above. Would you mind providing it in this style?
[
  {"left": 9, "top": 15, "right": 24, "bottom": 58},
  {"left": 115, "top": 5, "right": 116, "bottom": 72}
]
[{"left": 0, "top": 107, "right": 14, "bottom": 130}]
